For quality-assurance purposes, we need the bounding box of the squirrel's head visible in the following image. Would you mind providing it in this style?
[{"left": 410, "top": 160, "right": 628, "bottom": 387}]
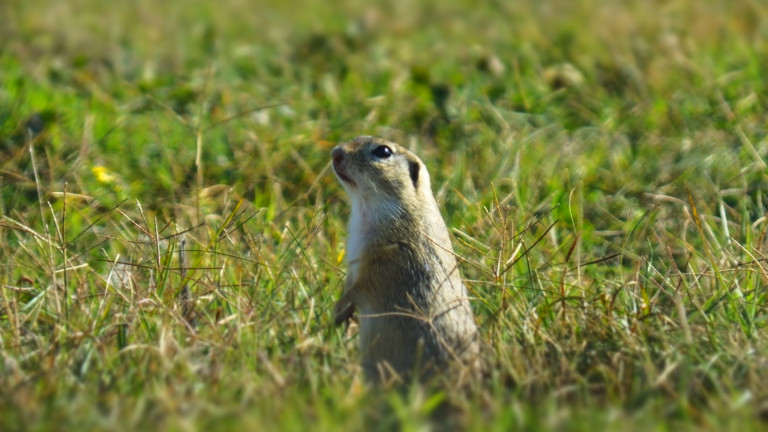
[{"left": 331, "top": 136, "right": 430, "bottom": 206}]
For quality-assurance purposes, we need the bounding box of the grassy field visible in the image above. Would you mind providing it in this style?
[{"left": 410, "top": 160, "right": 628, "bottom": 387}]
[{"left": 2, "top": 0, "right": 767, "bottom": 430}]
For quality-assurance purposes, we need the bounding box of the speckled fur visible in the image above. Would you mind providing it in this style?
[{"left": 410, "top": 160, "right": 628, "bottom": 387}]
[{"left": 331, "top": 136, "right": 478, "bottom": 384}]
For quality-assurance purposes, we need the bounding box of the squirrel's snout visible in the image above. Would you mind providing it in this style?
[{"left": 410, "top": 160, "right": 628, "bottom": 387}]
[
  {"left": 331, "top": 147, "right": 345, "bottom": 166},
  {"left": 332, "top": 146, "right": 354, "bottom": 185}
]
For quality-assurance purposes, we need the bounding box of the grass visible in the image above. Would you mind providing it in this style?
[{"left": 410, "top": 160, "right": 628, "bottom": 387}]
[{"left": 1, "top": 0, "right": 767, "bottom": 430}]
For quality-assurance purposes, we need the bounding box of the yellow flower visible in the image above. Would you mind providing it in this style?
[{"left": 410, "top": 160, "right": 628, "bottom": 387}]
[
  {"left": 336, "top": 247, "right": 345, "bottom": 265},
  {"left": 92, "top": 166, "right": 116, "bottom": 184}
]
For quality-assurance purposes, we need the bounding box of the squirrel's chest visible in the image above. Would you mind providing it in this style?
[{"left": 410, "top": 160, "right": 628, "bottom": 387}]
[{"left": 344, "top": 207, "right": 367, "bottom": 285}]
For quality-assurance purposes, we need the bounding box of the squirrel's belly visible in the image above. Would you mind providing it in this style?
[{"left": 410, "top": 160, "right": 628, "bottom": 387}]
[{"left": 357, "top": 308, "right": 453, "bottom": 381}]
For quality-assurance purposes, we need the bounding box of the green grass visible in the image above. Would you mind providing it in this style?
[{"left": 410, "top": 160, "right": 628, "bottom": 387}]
[{"left": 1, "top": 0, "right": 767, "bottom": 430}]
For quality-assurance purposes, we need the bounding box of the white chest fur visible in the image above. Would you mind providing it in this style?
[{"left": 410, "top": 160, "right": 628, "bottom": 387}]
[
  {"left": 344, "top": 204, "right": 366, "bottom": 287},
  {"left": 343, "top": 195, "right": 401, "bottom": 290}
]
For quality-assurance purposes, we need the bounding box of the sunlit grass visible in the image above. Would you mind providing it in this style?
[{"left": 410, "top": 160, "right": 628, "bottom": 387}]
[{"left": 1, "top": 0, "right": 767, "bottom": 430}]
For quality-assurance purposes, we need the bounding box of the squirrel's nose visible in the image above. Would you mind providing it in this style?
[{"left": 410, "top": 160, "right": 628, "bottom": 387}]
[{"left": 331, "top": 147, "right": 345, "bottom": 165}]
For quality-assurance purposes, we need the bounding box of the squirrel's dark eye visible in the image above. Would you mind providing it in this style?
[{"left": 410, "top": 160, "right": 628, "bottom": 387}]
[{"left": 371, "top": 145, "right": 393, "bottom": 159}]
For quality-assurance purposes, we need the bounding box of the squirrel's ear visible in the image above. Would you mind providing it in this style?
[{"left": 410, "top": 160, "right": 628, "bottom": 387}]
[{"left": 408, "top": 160, "right": 420, "bottom": 188}]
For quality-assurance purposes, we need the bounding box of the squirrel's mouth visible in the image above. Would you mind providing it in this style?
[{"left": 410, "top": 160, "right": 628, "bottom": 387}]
[
  {"left": 333, "top": 164, "right": 355, "bottom": 185},
  {"left": 331, "top": 146, "right": 355, "bottom": 186}
]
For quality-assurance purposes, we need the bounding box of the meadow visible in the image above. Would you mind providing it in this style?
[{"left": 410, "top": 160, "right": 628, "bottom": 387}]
[{"left": 1, "top": 0, "right": 767, "bottom": 430}]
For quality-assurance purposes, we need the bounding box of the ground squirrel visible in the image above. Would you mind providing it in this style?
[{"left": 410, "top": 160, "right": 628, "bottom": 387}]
[{"left": 331, "top": 136, "right": 479, "bottom": 384}]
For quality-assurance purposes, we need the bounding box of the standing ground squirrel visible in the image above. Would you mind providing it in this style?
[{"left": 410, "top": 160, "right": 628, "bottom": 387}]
[{"left": 331, "top": 136, "right": 479, "bottom": 384}]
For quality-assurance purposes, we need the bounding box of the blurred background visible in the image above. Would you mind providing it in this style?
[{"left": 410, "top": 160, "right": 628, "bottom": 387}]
[{"left": 3, "top": 0, "right": 766, "bottom": 212}]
